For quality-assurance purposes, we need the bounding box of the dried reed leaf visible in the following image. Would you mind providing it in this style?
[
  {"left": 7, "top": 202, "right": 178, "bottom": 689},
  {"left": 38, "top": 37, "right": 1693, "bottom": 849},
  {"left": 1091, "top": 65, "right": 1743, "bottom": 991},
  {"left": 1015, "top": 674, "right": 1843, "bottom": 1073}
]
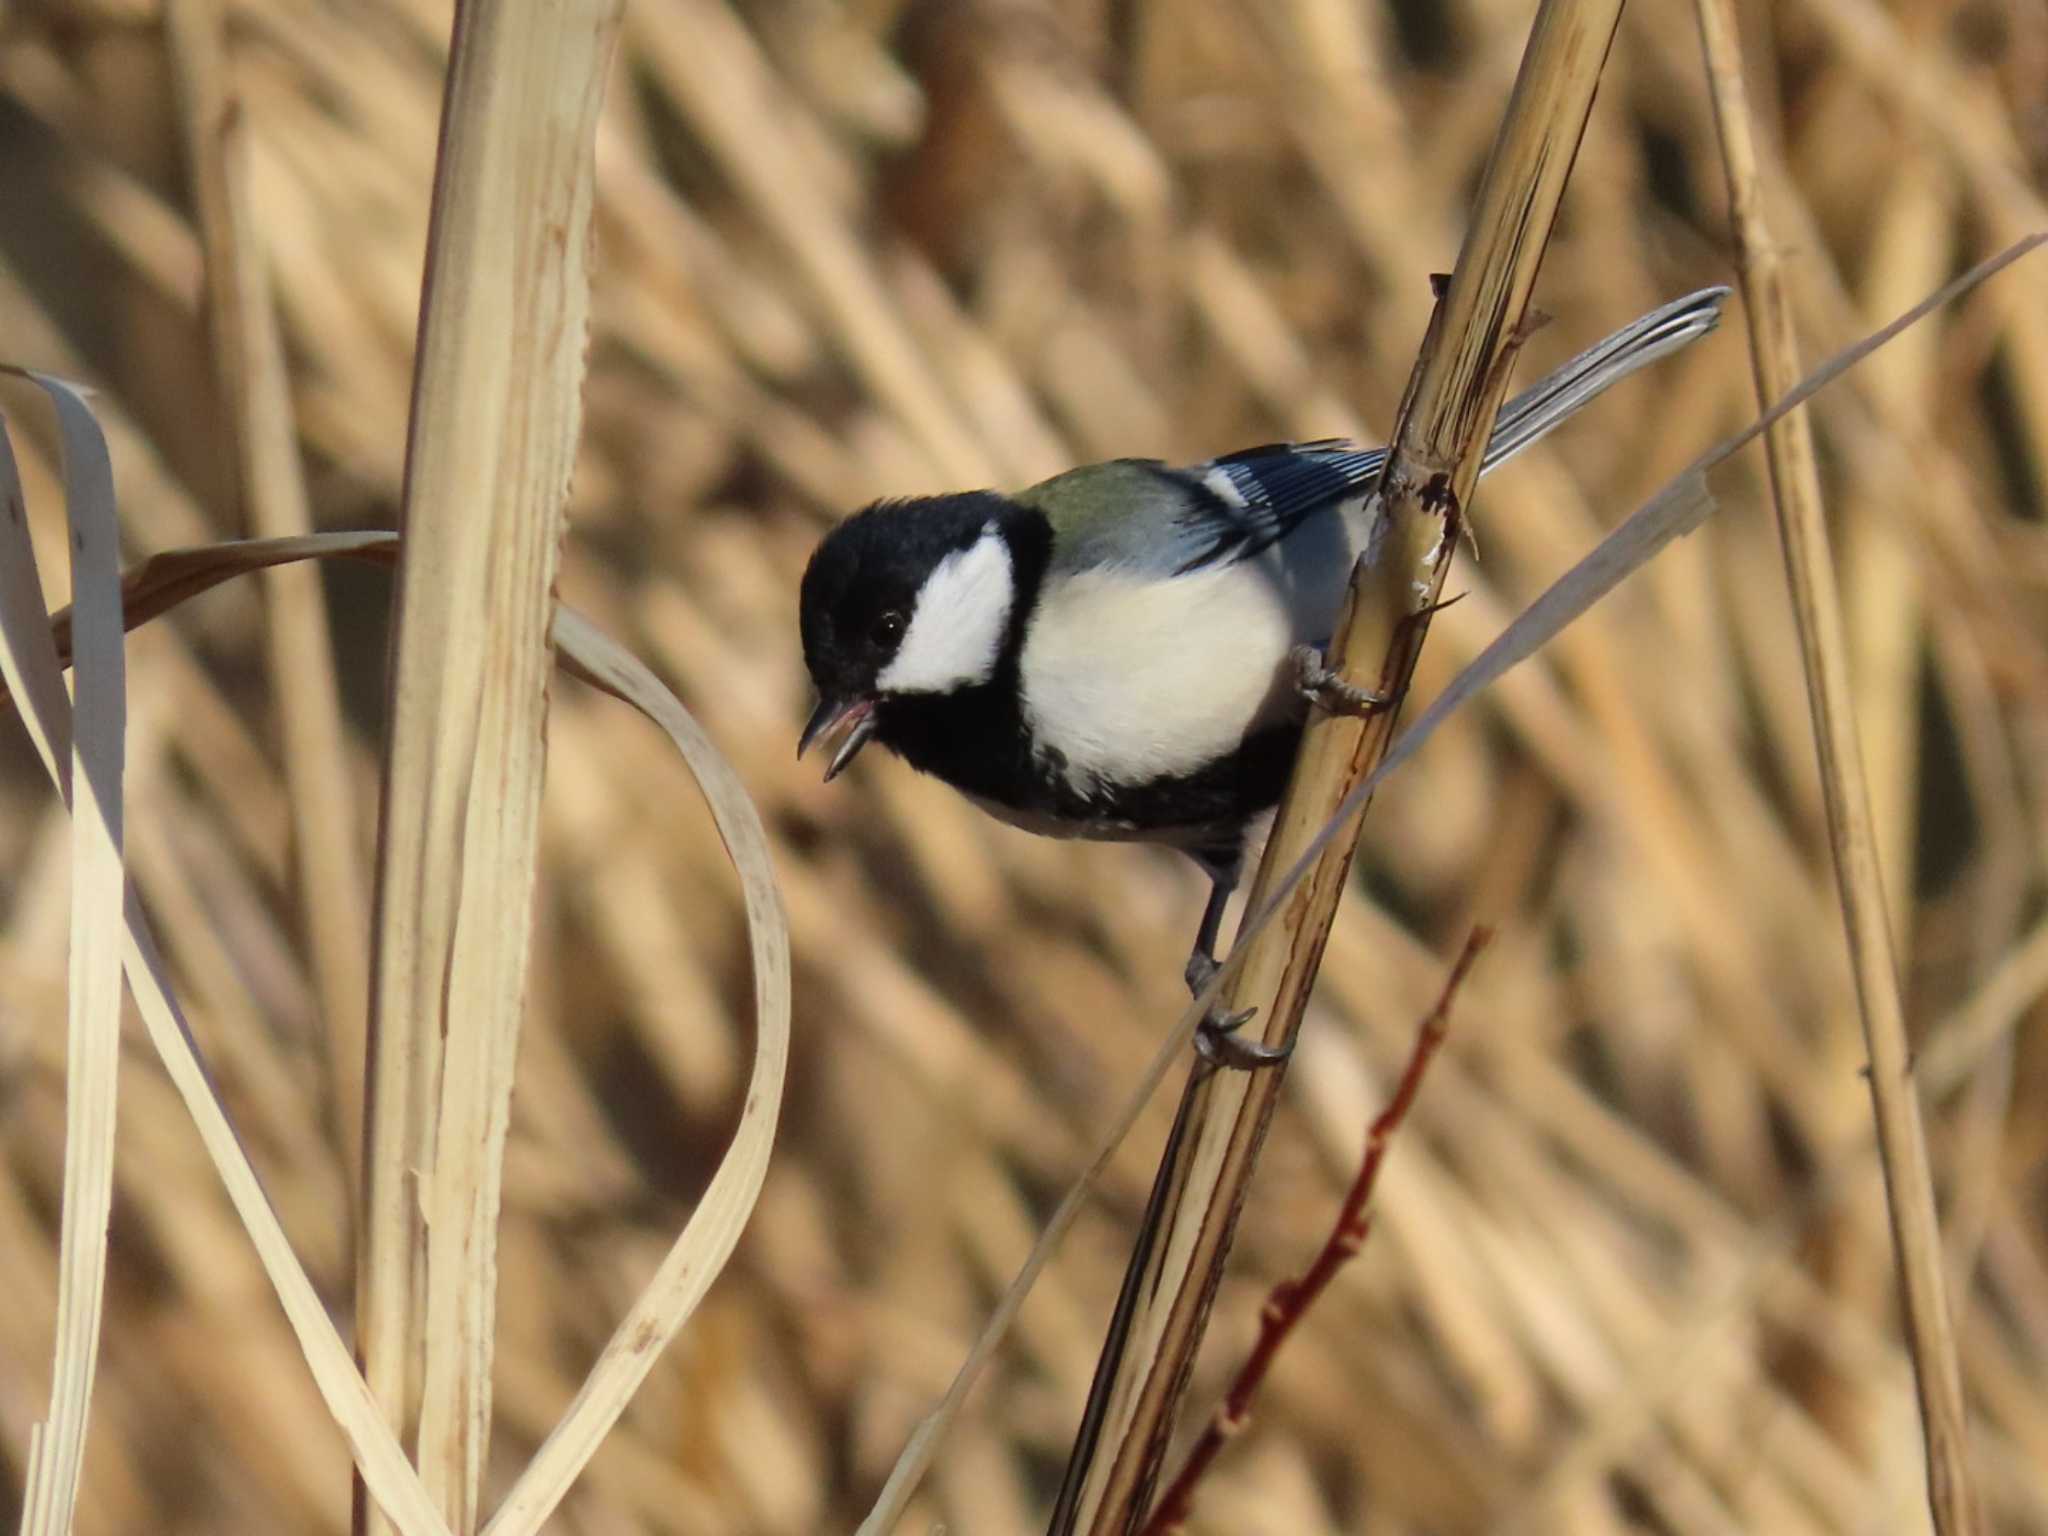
[
  {"left": 485, "top": 607, "right": 790, "bottom": 1536},
  {"left": 0, "top": 397, "right": 449, "bottom": 1536},
  {"left": 0, "top": 373, "right": 125, "bottom": 1536},
  {"left": 357, "top": 3, "right": 623, "bottom": 1527},
  {"left": 29, "top": 531, "right": 398, "bottom": 675},
  {"left": 12, "top": 525, "right": 791, "bottom": 1536}
]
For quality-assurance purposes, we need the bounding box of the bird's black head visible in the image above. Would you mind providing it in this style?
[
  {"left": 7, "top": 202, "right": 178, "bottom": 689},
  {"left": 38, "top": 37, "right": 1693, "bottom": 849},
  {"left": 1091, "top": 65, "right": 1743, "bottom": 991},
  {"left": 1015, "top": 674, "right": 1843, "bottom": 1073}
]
[{"left": 798, "top": 491, "right": 1037, "bottom": 778}]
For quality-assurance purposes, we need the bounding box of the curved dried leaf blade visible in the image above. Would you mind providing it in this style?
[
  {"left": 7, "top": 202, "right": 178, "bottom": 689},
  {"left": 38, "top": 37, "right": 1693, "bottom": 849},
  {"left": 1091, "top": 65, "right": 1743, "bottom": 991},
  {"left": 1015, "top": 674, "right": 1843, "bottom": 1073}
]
[
  {"left": 0, "top": 406, "right": 450, "bottom": 1536},
  {"left": 1, "top": 374, "right": 127, "bottom": 1536},
  {"left": 482, "top": 611, "right": 790, "bottom": 1536},
  {"left": 5, "top": 529, "right": 789, "bottom": 1536}
]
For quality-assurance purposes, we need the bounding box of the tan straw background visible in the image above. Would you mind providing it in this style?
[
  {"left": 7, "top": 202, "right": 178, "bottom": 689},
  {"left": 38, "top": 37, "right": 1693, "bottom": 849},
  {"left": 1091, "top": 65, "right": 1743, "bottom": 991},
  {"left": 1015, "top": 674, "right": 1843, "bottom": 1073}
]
[{"left": 1, "top": 0, "right": 2046, "bottom": 1531}]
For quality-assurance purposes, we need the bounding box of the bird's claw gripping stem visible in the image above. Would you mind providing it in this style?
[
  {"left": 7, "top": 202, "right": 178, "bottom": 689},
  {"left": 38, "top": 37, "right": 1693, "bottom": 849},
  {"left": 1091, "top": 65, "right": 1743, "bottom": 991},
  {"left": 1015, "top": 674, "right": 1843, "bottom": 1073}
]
[
  {"left": 1291, "top": 644, "right": 1390, "bottom": 718},
  {"left": 1185, "top": 953, "right": 1292, "bottom": 1071}
]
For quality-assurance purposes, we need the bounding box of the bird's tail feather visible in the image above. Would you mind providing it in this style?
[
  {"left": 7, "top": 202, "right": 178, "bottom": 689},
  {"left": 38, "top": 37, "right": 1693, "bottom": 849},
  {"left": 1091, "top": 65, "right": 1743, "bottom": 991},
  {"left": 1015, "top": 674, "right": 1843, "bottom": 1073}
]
[{"left": 1479, "top": 285, "right": 1732, "bottom": 472}]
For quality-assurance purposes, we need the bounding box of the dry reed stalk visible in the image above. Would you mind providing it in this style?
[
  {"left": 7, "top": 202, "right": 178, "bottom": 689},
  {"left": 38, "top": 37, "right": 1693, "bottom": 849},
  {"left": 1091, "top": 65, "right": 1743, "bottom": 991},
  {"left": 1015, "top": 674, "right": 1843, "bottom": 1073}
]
[
  {"left": 1693, "top": 2, "right": 1982, "bottom": 1530},
  {"left": 1052, "top": 5, "right": 1627, "bottom": 1529},
  {"left": 355, "top": 2, "right": 622, "bottom": 1531},
  {"left": 163, "top": 0, "right": 371, "bottom": 1206}
]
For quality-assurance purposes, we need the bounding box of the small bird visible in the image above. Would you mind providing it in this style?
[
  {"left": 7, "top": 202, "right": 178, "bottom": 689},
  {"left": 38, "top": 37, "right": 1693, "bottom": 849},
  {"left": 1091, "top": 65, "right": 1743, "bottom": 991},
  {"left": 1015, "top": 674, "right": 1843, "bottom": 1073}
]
[{"left": 799, "top": 287, "right": 1727, "bottom": 1064}]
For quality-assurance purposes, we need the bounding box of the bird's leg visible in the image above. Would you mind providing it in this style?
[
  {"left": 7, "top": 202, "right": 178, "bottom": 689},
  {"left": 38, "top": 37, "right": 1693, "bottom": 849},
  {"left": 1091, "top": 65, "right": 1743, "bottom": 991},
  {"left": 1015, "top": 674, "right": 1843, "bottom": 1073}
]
[
  {"left": 1185, "top": 852, "right": 1289, "bottom": 1071},
  {"left": 1291, "top": 643, "right": 1391, "bottom": 719},
  {"left": 1183, "top": 860, "right": 1234, "bottom": 994}
]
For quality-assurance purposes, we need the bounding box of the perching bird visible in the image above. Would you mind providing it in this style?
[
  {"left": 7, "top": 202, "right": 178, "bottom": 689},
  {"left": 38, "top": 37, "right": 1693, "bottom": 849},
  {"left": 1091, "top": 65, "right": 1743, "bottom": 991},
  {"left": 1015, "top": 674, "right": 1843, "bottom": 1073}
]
[{"left": 799, "top": 287, "right": 1728, "bottom": 1063}]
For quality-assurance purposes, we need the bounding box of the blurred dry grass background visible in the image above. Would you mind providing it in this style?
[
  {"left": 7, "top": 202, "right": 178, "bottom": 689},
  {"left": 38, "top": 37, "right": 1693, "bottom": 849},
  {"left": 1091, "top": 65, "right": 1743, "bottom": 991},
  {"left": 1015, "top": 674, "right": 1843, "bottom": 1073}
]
[{"left": 0, "top": 0, "right": 2045, "bottom": 1532}]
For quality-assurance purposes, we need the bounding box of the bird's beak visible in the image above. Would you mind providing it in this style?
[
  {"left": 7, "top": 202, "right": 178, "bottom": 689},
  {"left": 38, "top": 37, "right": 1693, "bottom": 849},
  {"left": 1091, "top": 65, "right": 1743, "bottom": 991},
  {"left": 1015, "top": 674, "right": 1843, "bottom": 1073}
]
[{"left": 799, "top": 694, "right": 878, "bottom": 781}]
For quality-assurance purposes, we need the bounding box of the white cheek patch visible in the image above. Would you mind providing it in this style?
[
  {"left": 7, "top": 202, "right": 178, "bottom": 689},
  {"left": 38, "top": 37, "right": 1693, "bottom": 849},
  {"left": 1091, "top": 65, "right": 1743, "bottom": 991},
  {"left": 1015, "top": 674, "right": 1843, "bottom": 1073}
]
[{"left": 877, "top": 527, "right": 1015, "bottom": 694}]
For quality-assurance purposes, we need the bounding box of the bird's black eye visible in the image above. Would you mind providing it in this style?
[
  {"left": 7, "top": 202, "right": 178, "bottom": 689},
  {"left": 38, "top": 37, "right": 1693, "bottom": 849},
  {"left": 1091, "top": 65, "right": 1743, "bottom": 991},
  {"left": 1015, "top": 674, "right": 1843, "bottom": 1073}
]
[{"left": 869, "top": 610, "right": 905, "bottom": 649}]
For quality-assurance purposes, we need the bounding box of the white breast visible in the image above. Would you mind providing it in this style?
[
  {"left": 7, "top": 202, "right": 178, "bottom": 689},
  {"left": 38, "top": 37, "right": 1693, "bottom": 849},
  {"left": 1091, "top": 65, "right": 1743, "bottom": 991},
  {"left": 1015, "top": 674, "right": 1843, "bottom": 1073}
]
[{"left": 1019, "top": 552, "right": 1346, "bottom": 791}]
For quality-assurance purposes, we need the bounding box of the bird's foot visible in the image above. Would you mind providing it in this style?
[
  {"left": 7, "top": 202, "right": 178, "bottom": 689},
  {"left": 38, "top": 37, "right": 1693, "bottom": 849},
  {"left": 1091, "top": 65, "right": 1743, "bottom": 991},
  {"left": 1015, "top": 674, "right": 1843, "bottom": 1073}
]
[
  {"left": 1195, "top": 1007, "right": 1290, "bottom": 1070},
  {"left": 1185, "top": 953, "right": 1291, "bottom": 1071},
  {"left": 1291, "top": 645, "right": 1390, "bottom": 718}
]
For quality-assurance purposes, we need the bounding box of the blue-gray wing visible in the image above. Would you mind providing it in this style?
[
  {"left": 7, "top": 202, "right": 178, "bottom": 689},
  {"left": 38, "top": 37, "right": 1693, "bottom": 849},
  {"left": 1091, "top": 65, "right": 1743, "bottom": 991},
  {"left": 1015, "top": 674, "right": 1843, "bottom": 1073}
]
[
  {"left": 1164, "top": 443, "right": 1381, "bottom": 574},
  {"left": 1165, "top": 285, "right": 1730, "bottom": 575}
]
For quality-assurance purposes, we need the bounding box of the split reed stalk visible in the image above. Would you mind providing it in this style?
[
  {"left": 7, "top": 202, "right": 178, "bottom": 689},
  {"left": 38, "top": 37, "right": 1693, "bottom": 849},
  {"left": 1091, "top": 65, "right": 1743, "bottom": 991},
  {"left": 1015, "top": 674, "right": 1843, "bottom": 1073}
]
[{"left": 356, "top": 2, "right": 622, "bottom": 1531}]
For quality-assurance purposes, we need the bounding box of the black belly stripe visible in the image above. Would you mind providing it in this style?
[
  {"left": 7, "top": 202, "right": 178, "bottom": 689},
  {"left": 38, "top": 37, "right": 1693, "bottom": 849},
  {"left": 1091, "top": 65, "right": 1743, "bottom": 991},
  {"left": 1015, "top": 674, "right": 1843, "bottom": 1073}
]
[{"left": 876, "top": 684, "right": 1302, "bottom": 845}]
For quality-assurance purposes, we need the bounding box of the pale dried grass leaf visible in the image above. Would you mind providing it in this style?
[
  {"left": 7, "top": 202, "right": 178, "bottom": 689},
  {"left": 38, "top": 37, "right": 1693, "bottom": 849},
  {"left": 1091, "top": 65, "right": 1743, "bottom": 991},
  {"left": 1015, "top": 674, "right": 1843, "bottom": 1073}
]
[
  {"left": 0, "top": 395, "right": 451, "bottom": 1536},
  {"left": 487, "top": 606, "right": 790, "bottom": 1536},
  {"left": 0, "top": 373, "right": 126, "bottom": 1536},
  {"left": 10, "top": 525, "right": 790, "bottom": 1535}
]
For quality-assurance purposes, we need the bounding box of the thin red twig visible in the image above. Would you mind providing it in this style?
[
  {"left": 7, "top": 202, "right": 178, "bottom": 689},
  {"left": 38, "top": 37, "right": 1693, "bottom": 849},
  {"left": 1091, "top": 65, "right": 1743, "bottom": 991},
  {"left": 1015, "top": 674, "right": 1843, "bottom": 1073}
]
[{"left": 1137, "top": 927, "right": 1493, "bottom": 1536}]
